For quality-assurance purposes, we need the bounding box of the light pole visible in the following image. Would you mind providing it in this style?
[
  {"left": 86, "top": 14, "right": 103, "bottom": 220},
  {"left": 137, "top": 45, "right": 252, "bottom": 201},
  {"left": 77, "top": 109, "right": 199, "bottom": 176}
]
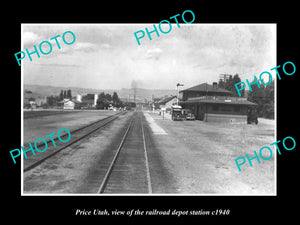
[{"left": 176, "top": 83, "right": 184, "bottom": 105}]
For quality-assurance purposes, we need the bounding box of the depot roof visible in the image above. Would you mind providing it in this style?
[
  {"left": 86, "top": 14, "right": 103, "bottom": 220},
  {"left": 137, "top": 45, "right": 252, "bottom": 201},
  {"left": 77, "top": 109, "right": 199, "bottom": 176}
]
[
  {"left": 181, "top": 97, "right": 257, "bottom": 106},
  {"left": 180, "top": 83, "right": 231, "bottom": 94}
]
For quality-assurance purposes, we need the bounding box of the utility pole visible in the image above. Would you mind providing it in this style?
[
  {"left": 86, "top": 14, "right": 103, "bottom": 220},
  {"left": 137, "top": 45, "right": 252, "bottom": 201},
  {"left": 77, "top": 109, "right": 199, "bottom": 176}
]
[
  {"left": 133, "top": 88, "right": 136, "bottom": 104},
  {"left": 219, "top": 74, "right": 231, "bottom": 82},
  {"left": 176, "top": 83, "right": 184, "bottom": 105}
]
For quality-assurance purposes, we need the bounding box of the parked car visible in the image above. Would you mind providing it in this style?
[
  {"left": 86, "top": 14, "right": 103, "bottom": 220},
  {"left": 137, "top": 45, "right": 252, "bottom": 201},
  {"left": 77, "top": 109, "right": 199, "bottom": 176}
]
[
  {"left": 171, "top": 105, "right": 183, "bottom": 121},
  {"left": 182, "top": 109, "right": 195, "bottom": 120},
  {"left": 186, "top": 112, "right": 195, "bottom": 120}
]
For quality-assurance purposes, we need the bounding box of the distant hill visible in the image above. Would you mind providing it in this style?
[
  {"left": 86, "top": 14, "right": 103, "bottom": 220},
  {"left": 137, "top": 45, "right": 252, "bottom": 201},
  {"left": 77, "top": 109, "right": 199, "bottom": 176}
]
[
  {"left": 24, "top": 84, "right": 177, "bottom": 102},
  {"left": 24, "top": 84, "right": 104, "bottom": 98},
  {"left": 117, "top": 88, "right": 177, "bottom": 102}
]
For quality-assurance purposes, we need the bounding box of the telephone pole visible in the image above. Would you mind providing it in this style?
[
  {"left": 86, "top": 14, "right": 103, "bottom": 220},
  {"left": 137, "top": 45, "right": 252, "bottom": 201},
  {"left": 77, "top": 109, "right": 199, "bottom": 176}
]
[
  {"left": 219, "top": 74, "right": 231, "bottom": 82},
  {"left": 176, "top": 83, "right": 184, "bottom": 105}
]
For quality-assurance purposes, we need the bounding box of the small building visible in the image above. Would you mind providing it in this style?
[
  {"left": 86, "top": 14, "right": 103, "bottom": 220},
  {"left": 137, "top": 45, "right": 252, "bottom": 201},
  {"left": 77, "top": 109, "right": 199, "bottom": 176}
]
[
  {"left": 180, "top": 82, "right": 257, "bottom": 123},
  {"left": 35, "top": 96, "right": 47, "bottom": 107},
  {"left": 149, "top": 97, "right": 162, "bottom": 111},
  {"left": 24, "top": 91, "right": 46, "bottom": 108},
  {"left": 82, "top": 94, "right": 98, "bottom": 108},
  {"left": 158, "top": 96, "right": 178, "bottom": 111},
  {"left": 76, "top": 94, "right": 82, "bottom": 102},
  {"left": 28, "top": 100, "right": 37, "bottom": 109},
  {"left": 63, "top": 100, "right": 75, "bottom": 110},
  {"left": 58, "top": 99, "right": 75, "bottom": 110}
]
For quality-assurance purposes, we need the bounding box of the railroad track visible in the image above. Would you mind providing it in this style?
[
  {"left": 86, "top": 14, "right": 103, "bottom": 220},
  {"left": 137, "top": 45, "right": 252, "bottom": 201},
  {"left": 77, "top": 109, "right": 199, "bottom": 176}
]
[
  {"left": 23, "top": 111, "right": 126, "bottom": 172},
  {"left": 97, "top": 111, "right": 152, "bottom": 194}
]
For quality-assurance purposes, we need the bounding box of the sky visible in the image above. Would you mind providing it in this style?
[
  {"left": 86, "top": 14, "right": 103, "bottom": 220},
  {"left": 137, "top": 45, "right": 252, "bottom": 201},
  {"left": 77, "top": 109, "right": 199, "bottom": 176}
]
[{"left": 22, "top": 24, "right": 276, "bottom": 90}]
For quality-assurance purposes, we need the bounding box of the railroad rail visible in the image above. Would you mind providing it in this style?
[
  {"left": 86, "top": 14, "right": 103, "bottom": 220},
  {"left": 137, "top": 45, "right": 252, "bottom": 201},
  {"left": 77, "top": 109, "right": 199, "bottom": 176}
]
[
  {"left": 23, "top": 111, "right": 126, "bottom": 172},
  {"left": 97, "top": 111, "right": 152, "bottom": 194}
]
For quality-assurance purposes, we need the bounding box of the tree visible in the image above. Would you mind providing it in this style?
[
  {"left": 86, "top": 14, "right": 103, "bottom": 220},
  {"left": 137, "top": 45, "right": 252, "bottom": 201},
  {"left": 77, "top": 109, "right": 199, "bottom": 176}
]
[
  {"left": 83, "top": 94, "right": 94, "bottom": 100},
  {"left": 231, "top": 74, "right": 244, "bottom": 97},
  {"left": 98, "top": 92, "right": 106, "bottom": 102},
  {"left": 218, "top": 79, "right": 225, "bottom": 89},
  {"left": 112, "top": 92, "right": 120, "bottom": 105},
  {"left": 59, "top": 90, "right": 64, "bottom": 101},
  {"left": 247, "top": 79, "right": 265, "bottom": 106},
  {"left": 218, "top": 74, "right": 244, "bottom": 97},
  {"left": 96, "top": 92, "right": 109, "bottom": 109},
  {"left": 96, "top": 92, "right": 122, "bottom": 109},
  {"left": 224, "top": 75, "right": 233, "bottom": 91},
  {"left": 247, "top": 79, "right": 274, "bottom": 118},
  {"left": 105, "top": 93, "right": 112, "bottom": 101},
  {"left": 63, "top": 90, "right": 67, "bottom": 99},
  {"left": 67, "top": 89, "right": 72, "bottom": 99},
  {"left": 47, "top": 96, "right": 59, "bottom": 106},
  {"left": 263, "top": 82, "right": 274, "bottom": 119}
]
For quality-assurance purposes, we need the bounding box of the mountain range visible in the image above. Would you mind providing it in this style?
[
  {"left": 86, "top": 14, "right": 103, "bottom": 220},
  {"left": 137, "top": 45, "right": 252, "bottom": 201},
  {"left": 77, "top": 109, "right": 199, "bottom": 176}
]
[{"left": 24, "top": 84, "right": 178, "bottom": 102}]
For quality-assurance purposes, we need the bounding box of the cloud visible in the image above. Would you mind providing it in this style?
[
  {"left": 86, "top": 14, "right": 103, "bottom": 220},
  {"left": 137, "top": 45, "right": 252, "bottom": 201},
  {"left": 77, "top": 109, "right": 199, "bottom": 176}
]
[
  {"left": 145, "top": 47, "right": 163, "bottom": 60},
  {"left": 100, "top": 43, "right": 112, "bottom": 49},
  {"left": 56, "top": 42, "right": 99, "bottom": 55},
  {"left": 73, "top": 42, "right": 97, "bottom": 52},
  {"left": 68, "top": 42, "right": 111, "bottom": 53},
  {"left": 22, "top": 31, "right": 43, "bottom": 47},
  {"left": 130, "top": 47, "right": 163, "bottom": 61},
  {"left": 22, "top": 30, "right": 99, "bottom": 54},
  {"left": 39, "top": 63, "right": 82, "bottom": 68}
]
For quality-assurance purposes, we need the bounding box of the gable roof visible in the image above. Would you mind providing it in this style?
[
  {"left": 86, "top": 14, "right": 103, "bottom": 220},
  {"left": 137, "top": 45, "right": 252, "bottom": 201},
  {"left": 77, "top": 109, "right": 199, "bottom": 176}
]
[
  {"left": 158, "top": 96, "right": 177, "bottom": 105},
  {"left": 58, "top": 99, "right": 73, "bottom": 103},
  {"left": 180, "top": 83, "right": 231, "bottom": 94}
]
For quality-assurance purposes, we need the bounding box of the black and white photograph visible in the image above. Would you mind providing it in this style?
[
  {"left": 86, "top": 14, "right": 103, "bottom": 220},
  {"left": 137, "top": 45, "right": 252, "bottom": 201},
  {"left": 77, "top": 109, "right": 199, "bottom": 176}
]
[
  {"left": 21, "top": 23, "right": 276, "bottom": 195},
  {"left": 4, "top": 3, "right": 299, "bottom": 223}
]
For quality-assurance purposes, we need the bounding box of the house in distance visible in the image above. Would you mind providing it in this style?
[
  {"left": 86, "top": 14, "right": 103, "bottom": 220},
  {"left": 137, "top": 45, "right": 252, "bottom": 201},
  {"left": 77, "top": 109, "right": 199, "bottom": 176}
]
[{"left": 158, "top": 96, "right": 177, "bottom": 111}]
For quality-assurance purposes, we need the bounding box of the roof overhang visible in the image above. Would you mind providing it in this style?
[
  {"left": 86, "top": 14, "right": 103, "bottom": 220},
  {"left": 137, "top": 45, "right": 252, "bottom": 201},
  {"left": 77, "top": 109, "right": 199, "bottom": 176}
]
[{"left": 180, "top": 99, "right": 257, "bottom": 106}]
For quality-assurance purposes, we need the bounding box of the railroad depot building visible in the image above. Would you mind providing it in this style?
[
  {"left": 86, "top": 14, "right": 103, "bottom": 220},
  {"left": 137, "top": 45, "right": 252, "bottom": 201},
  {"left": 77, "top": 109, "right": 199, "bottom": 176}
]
[
  {"left": 158, "top": 96, "right": 177, "bottom": 111},
  {"left": 179, "top": 82, "right": 257, "bottom": 123}
]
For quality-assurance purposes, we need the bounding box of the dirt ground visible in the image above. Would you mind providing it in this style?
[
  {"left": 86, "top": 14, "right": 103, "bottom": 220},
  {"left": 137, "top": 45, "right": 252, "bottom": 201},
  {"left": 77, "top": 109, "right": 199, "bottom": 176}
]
[
  {"left": 23, "top": 110, "right": 117, "bottom": 144},
  {"left": 146, "top": 111, "right": 276, "bottom": 195}
]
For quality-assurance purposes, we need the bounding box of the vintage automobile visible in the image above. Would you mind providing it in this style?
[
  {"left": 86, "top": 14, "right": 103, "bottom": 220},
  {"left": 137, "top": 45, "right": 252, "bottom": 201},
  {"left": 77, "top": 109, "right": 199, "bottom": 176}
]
[
  {"left": 171, "top": 105, "right": 183, "bottom": 121},
  {"left": 182, "top": 109, "right": 195, "bottom": 120}
]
